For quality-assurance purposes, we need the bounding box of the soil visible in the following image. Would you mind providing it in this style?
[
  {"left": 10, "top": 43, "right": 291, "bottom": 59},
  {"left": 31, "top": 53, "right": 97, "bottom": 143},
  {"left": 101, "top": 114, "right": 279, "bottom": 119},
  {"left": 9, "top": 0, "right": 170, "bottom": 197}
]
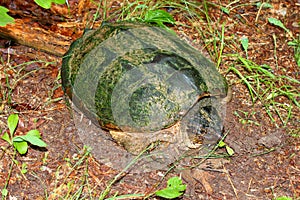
[{"left": 0, "top": 0, "right": 299, "bottom": 199}]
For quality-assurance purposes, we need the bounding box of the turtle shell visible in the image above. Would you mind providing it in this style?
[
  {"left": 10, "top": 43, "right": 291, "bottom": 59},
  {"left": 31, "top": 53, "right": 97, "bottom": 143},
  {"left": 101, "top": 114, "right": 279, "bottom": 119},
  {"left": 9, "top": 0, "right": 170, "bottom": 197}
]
[{"left": 61, "top": 21, "right": 227, "bottom": 133}]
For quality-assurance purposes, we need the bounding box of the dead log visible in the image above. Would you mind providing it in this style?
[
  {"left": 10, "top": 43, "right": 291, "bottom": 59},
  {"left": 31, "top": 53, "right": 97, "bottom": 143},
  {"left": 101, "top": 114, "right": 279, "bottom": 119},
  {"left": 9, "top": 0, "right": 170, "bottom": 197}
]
[{"left": 0, "top": 18, "right": 73, "bottom": 57}]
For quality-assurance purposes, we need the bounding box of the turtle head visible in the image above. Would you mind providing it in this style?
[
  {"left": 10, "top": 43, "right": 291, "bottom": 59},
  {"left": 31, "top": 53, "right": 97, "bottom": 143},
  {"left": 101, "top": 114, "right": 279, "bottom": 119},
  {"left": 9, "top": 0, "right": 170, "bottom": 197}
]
[{"left": 181, "top": 98, "right": 224, "bottom": 149}]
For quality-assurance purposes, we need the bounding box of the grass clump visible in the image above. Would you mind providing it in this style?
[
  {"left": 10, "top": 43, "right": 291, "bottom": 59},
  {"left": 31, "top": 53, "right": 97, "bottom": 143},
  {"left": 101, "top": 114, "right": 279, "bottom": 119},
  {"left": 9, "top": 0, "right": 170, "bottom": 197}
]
[{"left": 227, "top": 55, "right": 299, "bottom": 126}]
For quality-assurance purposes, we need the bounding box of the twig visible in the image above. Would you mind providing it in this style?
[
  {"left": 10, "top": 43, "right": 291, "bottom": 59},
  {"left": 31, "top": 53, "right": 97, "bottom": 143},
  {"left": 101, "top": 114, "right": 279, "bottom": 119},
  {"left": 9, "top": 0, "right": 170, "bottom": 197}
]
[
  {"left": 224, "top": 165, "right": 239, "bottom": 199},
  {"left": 98, "top": 143, "right": 156, "bottom": 200}
]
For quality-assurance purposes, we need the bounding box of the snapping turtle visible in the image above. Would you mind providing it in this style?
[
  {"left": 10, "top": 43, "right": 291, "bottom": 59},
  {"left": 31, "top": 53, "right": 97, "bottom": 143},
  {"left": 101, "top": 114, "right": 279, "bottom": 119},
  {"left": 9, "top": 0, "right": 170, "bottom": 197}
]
[{"left": 61, "top": 21, "right": 228, "bottom": 155}]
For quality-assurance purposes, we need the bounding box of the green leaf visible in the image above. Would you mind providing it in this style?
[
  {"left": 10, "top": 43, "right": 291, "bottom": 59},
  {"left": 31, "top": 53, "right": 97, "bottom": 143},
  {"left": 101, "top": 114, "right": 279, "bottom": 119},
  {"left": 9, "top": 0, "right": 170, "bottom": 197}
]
[
  {"left": 1, "top": 132, "right": 11, "bottom": 145},
  {"left": 13, "top": 141, "right": 28, "bottom": 155},
  {"left": 226, "top": 145, "right": 235, "bottom": 156},
  {"left": 14, "top": 134, "right": 47, "bottom": 147},
  {"left": 7, "top": 114, "right": 18, "bottom": 135},
  {"left": 155, "top": 188, "right": 183, "bottom": 199},
  {"left": 155, "top": 177, "right": 186, "bottom": 199},
  {"left": 0, "top": 6, "right": 14, "bottom": 26},
  {"left": 34, "top": 0, "right": 51, "bottom": 9},
  {"left": 288, "top": 41, "right": 297, "bottom": 46},
  {"left": 218, "top": 141, "right": 234, "bottom": 156},
  {"left": 34, "top": 0, "right": 65, "bottom": 9},
  {"left": 21, "top": 163, "right": 28, "bottom": 174},
  {"left": 275, "top": 197, "right": 292, "bottom": 200},
  {"left": 1, "top": 188, "right": 8, "bottom": 197},
  {"left": 24, "top": 135, "right": 47, "bottom": 147},
  {"left": 218, "top": 140, "right": 226, "bottom": 147},
  {"left": 241, "top": 37, "right": 249, "bottom": 52},
  {"left": 53, "top": 0, "right": 65, "bottom": 4},
  {"left": 26, "top": 129, "right": 41, "bottom": 138},
  {"left": 12, "top": 136, "right": 24, "bottom": 142},
  {"left": 295, "top": 51, "right": 300, "bottom": 66},
  {"left": 268, "top": 18, "right": 290, "bottom": 33},
  {"left": 256, "top": 2, "right": 273, "bottom": 9},
  {"left": 144, "top": 10, "right": 175, "bottom": 25}
]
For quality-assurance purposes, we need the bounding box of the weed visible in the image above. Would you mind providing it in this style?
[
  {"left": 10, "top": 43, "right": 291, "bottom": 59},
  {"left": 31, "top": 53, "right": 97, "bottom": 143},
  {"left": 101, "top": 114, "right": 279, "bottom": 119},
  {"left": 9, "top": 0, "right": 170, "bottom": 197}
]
[
  {"left": 105, "top": 194, "right": 144, "bottom": 200},
  {"left": 268, "top": 17, "right": 299, "bottom": 66},
  {"left": 1, "top": 114, "right": 47, "bottom": 155},
  {"left": 218, "top": 140, "right": 235, "bottom": 156},
  {"left": 1, "top": 113, "right": 47, "bottom": 199},
  {"left": 106, "top": 1, "right": 176, "bottom": 33},
  {"left": 143, "top": 9, "right": 176, "bottom": 33},
  {"left": 105, "top": 176, "right": 186, "bottom": 200}
]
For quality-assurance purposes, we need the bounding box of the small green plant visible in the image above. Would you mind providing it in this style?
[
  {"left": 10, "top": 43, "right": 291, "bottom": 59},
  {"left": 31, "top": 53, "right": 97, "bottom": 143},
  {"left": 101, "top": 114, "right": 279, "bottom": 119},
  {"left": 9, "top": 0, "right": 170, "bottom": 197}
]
[
  {"left": 155, "top": 176, "right": 187, "bottom": 199},
  {"left": 268, "top": 17, "right": 300, "bottom": 67},
  {"left": 1, "top": 114, "right": 47, "bottom": 199},
  {"left": 218, "top": 140, "right": 235, "bottom": 156},
  {"left": 117, "top": 6, "right": 176, "bottom": 32},
  {"left": 143, "top": 9, "right": 175, "bottom": 27},
  {"left": 1, "top": 114, "right": 47, "bottom": 155},
  {"left": 143, "top": 9, "right": 176, "bottom": 33}
]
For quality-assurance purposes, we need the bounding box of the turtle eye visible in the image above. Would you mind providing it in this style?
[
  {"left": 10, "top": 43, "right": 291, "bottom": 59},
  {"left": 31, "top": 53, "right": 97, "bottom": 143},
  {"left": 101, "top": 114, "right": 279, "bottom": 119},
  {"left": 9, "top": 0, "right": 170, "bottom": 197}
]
[{"left": 191, "top": 135, "right": 204, "bottom": 145}]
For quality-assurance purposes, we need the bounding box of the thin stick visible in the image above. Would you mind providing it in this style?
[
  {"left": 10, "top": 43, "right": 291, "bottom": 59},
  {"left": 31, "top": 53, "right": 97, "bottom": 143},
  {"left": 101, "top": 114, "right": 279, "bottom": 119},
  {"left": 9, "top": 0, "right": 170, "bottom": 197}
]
[{"left": 224, "top": 165, "right": 239, "bottom": 199}]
